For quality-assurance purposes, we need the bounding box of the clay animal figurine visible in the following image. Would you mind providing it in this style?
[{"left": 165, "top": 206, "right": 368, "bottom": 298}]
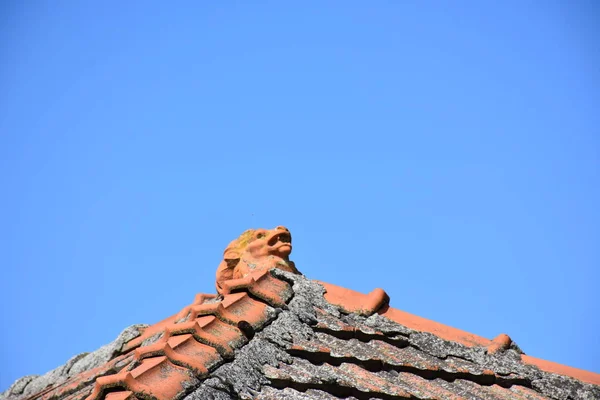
[{"left": 215, "top": 226, "right": 300, "bottom": 294}]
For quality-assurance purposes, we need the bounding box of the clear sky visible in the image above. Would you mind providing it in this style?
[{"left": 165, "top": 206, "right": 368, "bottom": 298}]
[{"left": 1, "top": 1, "right": 598, "bottom": 392}]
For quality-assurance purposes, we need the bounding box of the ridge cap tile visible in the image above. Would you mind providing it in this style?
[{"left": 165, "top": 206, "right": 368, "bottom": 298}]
[
  {"left": 487, "top": 333, "right": 514, "bottom": 355},
  {"left": 104, "top": 391, "right": 136, "bottom": 400},
  {"left": 218, "top": 269, "right": 293, "bottom": 308},
  {"left": 316, "top": 281, "right": 389, "bottom": 317}
]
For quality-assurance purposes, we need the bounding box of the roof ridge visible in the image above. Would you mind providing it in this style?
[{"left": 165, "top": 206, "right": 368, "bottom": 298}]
[{"left": 319, "top": 280, "right": 600, "bottom": 387}]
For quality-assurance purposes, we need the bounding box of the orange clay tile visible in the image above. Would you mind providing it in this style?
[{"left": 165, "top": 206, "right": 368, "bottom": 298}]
[
  {"left": 174, "top": 294, "right": 218, "bottom": 321},
  {"left": 104, "top": 392, "right": 136, "bottom": 400},
  {"left": 132, "top": 340, "right": 210, "bottom": 377},
  {"left": 378, "top": 304, "right": 491, "bottom": 347},
  {"left": 122, "top": 294, "right": 217, "bottom": 354},
  {"left": 215, "top": 226, "right": 300, "bottom": 295},
  {"left": 129, "top": 328, "right": 221, "bottom": 376},
  {"left": 521, "top": 354, "right": 600, "bottom": 386},
  {"left": 87, "top": 356, "right": 193, "bottom": 400},
  {"left": 487, "top": 333, "right": 513, "bottom": 354},
  {"left": 186, "top": 292, "right": 272, "bottom": 329},
  {"left": 162, "top": 334, "right": 221, "bottom": 369},
  {"left": 120, "top": 315, "right": 178, "bottom": 355},
  {"left": 219, "top": 269, "right": 293, "bottom": 308},
  {"left": 317, "top": 281, "right": 390, "bottom": 316},
  {"left": 87, "top": 372, "right": 152, "bottom": 400},
  {"left": 164, "top": 317, "right": 245, "bottom": 358}
]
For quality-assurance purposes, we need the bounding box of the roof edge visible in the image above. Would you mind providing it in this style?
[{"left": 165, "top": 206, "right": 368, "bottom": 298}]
[{"left": 521, "top": 354, "right": 600, "bottom": 386}]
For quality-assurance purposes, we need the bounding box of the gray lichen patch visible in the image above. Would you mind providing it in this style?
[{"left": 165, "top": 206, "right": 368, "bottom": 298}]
[
  {"left": 0, "top": 376, "right": 38, "bottom": 399},
  {"left": 1, "top": 324, "right": 146, "bottom": 400}
]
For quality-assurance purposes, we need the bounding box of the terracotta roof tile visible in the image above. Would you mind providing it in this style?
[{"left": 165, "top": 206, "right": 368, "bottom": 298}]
[
  {"left": 177, "top": 315, "right": 247, "bottom": 356},
  {"left": 379, "top": 304, "right": 491, "bottom": 348},
  {"left": 487, "top": 333, "right": 514, "bottom": 355},
  {"left": 121, "top": 294, "right": 219, "bottom": 354},
  {"left": 132, "top": 336, "right": 212, "bottom": 377},
  {"left": 520, "top": 354, "right": 600, "bottom": 386},
  {"left": 218, "top": 269, "right": 293, "bottom": 308},
  {"left": 103, "top": 392, "right": 136, "bottom": 400},
  {"left": 317, "top": 282, "right": 390, "bottom": 317},
  {"left": 183, "top": 292, "right": 271, "bottom": 328},
  {"left": 88, "top": 356, "right": 195, "bottom": 400},
  {"left": 264, "top": 360, "right": 415, "bottom": 398}
]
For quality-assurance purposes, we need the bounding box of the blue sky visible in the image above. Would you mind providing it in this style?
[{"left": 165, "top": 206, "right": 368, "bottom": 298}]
[{"left": 1, "top": 1, "right": 598, "bottom": 391}]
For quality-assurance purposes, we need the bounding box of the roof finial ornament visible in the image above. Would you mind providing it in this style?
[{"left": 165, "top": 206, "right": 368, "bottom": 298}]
[{"left": 215, "top": 226, "right": 300, "bottom": 294}]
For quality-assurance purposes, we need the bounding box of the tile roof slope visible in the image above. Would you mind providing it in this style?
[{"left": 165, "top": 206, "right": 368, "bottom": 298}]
[{"left": 2, "top": 227, "right": 599, "bottom": 400}]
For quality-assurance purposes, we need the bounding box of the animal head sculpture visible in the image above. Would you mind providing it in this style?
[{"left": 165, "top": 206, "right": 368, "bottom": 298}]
[{"left": 215, "top": 226, "right": 300, "bottom": 294}]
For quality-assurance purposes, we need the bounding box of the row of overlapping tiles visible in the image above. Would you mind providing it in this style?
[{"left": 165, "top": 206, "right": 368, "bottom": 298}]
[{"left": 28, "top": 270, "right": 295, "bottom": 400}]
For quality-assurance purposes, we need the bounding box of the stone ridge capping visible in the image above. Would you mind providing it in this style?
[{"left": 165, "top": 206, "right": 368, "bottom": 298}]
[
  {"left": 318, "top": 280, "right": 600, "bottom": 387},
  {"left": 85, "top": 269, "right": 294, "bottom": 400}
]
